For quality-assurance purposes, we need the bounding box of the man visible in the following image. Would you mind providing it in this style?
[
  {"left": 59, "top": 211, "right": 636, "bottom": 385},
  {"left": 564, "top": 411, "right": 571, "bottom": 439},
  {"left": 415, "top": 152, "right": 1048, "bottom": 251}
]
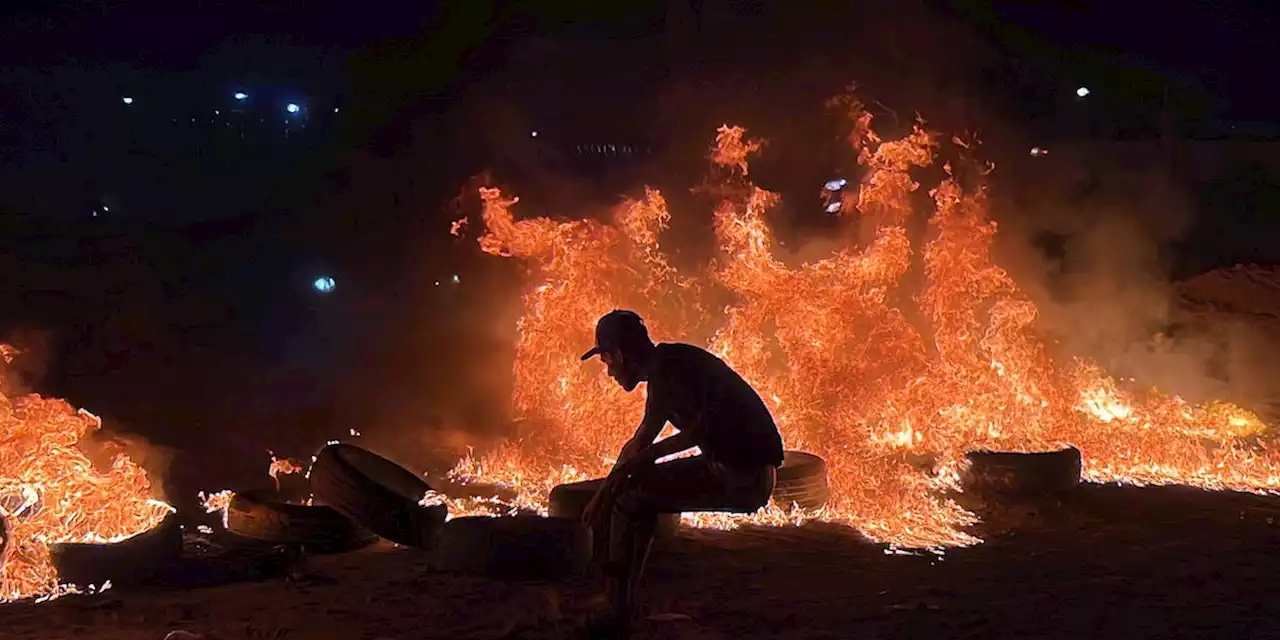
[{"left": 579, "top": 310, "right": 784, "bottom": 632}]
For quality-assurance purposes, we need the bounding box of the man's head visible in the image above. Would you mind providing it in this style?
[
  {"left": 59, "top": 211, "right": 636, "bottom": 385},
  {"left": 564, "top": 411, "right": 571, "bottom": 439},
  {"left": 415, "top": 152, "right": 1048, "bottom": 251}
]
[{"left": 580, "top": 310, "right": 655, "bottom": 391}]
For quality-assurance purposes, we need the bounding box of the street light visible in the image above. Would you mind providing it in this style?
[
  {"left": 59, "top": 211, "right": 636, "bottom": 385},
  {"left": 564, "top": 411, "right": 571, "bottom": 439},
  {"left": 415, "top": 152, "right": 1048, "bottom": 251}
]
[
  {"left": 1076, "top": 86, "right": 1091, "bottom": 98},
  {"left": 121, "top": 96, "right": 134, "bottom": 105},
  {"left": 233, "top": 92, "right": 248, "bottom": 101},
  {"left": 286, "top": 103, "right": 301, "bottom": 114}
]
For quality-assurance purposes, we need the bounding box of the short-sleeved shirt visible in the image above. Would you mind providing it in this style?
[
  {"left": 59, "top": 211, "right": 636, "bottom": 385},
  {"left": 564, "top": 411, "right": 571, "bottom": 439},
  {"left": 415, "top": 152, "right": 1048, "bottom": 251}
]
[{"left": 643, "top": 343, "right": 784, "bottom": 469}]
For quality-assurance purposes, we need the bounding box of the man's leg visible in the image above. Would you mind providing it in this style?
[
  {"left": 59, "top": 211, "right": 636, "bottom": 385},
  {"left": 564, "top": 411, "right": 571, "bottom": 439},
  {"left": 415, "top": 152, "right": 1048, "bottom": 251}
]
[
  {"left": 601, "top": 504, "right": 637, "bottom": 629},
  {"left": 604, "top": 458, "right": 728, "bottom": 626},
  {"left": 604, "top": 504, "right": 659, "bottom": 619}
]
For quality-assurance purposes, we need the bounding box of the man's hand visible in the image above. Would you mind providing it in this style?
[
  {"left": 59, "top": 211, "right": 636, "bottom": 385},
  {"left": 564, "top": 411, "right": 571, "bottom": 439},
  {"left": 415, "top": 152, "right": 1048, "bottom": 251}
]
[
  {"left": 581, "top": 453, "right": 644, "bottom": 530},
  {"left": 581, "top": 472, "right": 621, "bottom": 530}
]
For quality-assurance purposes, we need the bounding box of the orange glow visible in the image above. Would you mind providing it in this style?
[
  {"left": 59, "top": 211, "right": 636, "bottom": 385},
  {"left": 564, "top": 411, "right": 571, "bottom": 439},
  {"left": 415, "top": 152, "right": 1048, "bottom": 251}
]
[
  {"left": 0, "top": 368, "right": 172, "bottom": 601},
  {"left": 267, "top": 455, "right": 304, "bottom": 483},
  {"left": 446, "top": 94, "right": 1276, "bottom": 547}
]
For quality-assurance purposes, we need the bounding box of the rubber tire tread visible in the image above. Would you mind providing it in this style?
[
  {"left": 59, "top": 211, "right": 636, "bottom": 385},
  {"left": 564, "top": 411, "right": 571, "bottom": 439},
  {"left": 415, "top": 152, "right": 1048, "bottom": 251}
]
[
  {"left": 548, "top": 479, "right": 681, "bottom": 537},
  {"left": 963, "top": 447, "right": 1083, "bottom": 497},
  {"left": 772, "top": 451, "right": 830, "bottom": 510},
  {"left": 434, "top": 515, "right": 591, "bottom": 581},
  {"left": 308, "top": 444, "right": 447, "bottom": 548},
  {"left": 226, "top": 489, "right": 375, "bottom": 552},
  {"left": 51, "top": 512, "right": 182, "bottom": 587}
]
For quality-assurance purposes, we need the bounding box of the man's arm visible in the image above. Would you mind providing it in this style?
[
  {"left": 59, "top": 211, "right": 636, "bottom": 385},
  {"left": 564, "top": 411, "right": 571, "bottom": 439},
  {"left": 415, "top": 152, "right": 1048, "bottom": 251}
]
[
  {"left": 615, "top": 391, "right": 668, "bottom": 464},
  {"left": 630, "top": 404, "right": 667, "bottom": 448},
  {"left": 631, "top": 430, "right": 699, "bottom": 466}
]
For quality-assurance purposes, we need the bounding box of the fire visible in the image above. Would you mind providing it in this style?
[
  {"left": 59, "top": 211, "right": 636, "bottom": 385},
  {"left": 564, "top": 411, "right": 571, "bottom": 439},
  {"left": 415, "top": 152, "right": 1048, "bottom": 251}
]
[
  {"left": 445, "top": 93, "right": 1279, "bottom": 547},
  {"left": 199, "top": 453, "right": 312, "bottom": 527},
  {"left": 267, "top": 455, "right": 305, "bottom": 489},
  {"left": 0, "top": 379, "right": 172, "bottom": 601}
]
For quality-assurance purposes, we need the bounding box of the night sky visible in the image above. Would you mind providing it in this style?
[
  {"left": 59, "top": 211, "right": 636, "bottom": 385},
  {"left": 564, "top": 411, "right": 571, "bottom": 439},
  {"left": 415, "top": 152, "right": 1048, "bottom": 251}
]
[
  {"left": 0, "top": 0, "right": 1275, "bottom": 224},
  {"left": 2, "top": 0, "right": 1273, "bottom": 115},
  {"left": 2, "top": 0, "right": 1274, "bottom": 124}
]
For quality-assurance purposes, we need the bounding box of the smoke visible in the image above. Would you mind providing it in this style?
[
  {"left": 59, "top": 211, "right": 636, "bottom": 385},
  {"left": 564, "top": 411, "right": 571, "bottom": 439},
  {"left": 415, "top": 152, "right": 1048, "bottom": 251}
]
[
  {"left": 0, "top": 329, "right": 53, "bottom": 396},
  {"left": 399, "top": 0, "right": 1276, "bottom": 466},
  {"left": 0, "top": 332, "right": 176, "bottom": 500},
  {"left": 988, "top": 139, "right": 1276, "bottom": 411}
]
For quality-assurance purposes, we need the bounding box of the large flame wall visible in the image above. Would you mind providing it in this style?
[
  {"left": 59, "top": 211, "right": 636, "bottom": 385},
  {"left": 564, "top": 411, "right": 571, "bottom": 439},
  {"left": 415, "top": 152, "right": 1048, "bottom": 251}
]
[{"left": 451, "top": 100, "right": 1276, "bottom": 547}]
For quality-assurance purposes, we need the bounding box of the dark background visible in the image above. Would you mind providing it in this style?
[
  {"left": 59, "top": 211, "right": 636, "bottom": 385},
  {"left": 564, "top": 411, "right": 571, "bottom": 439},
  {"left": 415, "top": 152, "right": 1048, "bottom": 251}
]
[{"left": 0, "top": 0, "right": 1276, "bottom": 509}]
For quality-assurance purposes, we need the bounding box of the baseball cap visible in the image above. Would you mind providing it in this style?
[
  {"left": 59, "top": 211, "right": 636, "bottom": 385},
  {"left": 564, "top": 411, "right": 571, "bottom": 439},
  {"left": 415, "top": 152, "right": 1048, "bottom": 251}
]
[{"left": 580, "top": 310, "right": 650, "bottom": 361}]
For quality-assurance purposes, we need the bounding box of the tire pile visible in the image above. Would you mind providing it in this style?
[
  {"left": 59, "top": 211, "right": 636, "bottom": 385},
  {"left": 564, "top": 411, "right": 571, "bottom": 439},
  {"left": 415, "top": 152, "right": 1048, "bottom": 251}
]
[
  {"left": 226, "top": 443, "right": 448, "bottom": 551},
  {"left": 46, "top": 445, "right": 835, "bottom": 589}
]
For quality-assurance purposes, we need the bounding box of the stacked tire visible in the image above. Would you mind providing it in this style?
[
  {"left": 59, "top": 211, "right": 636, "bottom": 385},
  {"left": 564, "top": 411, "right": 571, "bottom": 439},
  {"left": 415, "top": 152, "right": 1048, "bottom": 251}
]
[
  {"left": 772, "top": 451, "right": 830, "bottom": 510},
  {"left": 224, "top": 489, "right": 376, "bottom": 552},
  {"left": 961, "top": 447, "right": 1083, "bottom": 498},
  {"left": 308, "top": 444, "right": 448, "bottom": 549},
  {"left": 51, "top": 513, "right": 183, "bottom": 587},
  {"left": 434, "top": 515, "right": 591, "bottom": 581},
  {"left": 548, "top": 478, "right": 682, "bottom": 537}
]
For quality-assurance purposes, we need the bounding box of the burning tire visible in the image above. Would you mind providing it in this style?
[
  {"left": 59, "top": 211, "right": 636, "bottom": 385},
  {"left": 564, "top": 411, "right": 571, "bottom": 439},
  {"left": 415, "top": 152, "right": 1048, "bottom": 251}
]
[
  {"left": 225, "top": 489, "right": 376, "bottom": 552},
  {"left": 773, "top": 451, "right": 830, "bottom": 510},
  {"left": 308, "top": 444, "right": 447, "bottom": 549},
  {"left": 962, "top": 447, "right": 1083, "bottom": 497},
  {"left": 434, "top": 515, "right": 591, "bottom": 581},
  {"left": 548, "top": 479, "right": 681, "bottom": 538},
  {"left": 50, "top": 512, "right": 182, "bottom": 588}
]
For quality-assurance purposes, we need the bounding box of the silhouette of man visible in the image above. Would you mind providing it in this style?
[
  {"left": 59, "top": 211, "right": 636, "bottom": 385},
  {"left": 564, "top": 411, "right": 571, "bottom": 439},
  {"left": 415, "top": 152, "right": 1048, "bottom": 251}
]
[{"left": 579, "top": 309, "right": 784, "bottom": 632}]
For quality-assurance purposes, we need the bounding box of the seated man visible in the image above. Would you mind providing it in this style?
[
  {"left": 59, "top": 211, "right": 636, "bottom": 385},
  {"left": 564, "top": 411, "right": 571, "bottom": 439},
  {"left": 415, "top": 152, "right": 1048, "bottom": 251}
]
[{"left": 580, "top": 310, "right": 784, "bottom": 632}]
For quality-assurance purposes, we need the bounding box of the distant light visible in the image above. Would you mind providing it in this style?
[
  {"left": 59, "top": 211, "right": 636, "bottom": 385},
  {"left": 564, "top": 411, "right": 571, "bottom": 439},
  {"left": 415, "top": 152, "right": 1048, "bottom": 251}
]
[
  {"left": 333, "top": 107, "right": 340, "bottom": 113},
  {"left": 313, "top": 276, "right": 336, "bottom": 293},
  {"left": 102, "top": 205, "right": 110, "bottom": 212},
  {"left": 451, "top": 274, "right": 460, "bottom": 284},
  {"left": 825, "top": 202, "right": 842, "bottom": 214},
  {"left": 286, "top": 103, "right": 301, "bottom": 114},
  {"left": 121, "top": 97, "right": 134, "bottom": 105},
  {"left": 1076, "top": 86, "right": 1090, "bottom": 98},
  {"left": 214, "top": 110, "right": 220, "bottom": 115},
  {"left": 531, "top": 130, "right": 539, "bottom": 138},
  {"left": 234, "top": 92, "right": 248, "bottom": 101},
  {"left": 823, "top": 178, "right": 848, "bottom": 191},
  {"left": 1030, "top": 147, "right": 1049, "bottom": 157}
]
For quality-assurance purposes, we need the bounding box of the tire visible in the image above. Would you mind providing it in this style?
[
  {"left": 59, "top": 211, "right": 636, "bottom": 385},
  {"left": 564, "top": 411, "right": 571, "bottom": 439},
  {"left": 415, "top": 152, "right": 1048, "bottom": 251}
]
[
  {"left": 434, "top": 515, "right": 591, "bottom": 581},
  {"left": 226, "top": 489, "right": 376, "bottom": 552},
  {"left": 962, "top": 447, "right": 1082, "bottom": 497},
  {"left": 548, "top": 479, "right": 681, "bottom": 537},
  {"left": 308, "top": 444, "right": 447, "bottom": 549},
  {"left": 50, "top": 512, "right": 182, "bottom": 588},
  {"left": 773, "top": 451, "right": 830, "bottom": 510}
]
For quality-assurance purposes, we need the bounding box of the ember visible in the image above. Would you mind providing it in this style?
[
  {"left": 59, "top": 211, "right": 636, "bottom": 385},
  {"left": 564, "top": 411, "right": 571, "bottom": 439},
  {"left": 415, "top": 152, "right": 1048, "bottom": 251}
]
[
  {"left": 0, "top": 372, "right": 173, "bottom": 601},
  {"left": 446, "top": 93, "right": 1276, "bottom": 547}
]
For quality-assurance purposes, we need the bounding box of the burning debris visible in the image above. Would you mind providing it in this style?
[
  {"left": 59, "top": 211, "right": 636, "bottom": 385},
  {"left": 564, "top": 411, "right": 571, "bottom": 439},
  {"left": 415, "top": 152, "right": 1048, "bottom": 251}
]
[
  {"left": 0, "top": 383, "right": 172, "bottom": 601},
  {"left": 444, "top": 95, "right": 1274, "bottom": 548}
]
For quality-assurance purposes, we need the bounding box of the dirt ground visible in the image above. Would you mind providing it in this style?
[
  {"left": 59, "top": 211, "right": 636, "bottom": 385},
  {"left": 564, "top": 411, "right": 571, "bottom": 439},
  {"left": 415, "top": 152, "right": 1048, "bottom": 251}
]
[{"left": 1, "top": 483, "right": 1277, "bottom": 639}]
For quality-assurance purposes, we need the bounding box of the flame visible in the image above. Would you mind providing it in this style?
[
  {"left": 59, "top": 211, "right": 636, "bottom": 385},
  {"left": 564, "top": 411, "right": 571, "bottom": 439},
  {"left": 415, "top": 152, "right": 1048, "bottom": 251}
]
[
  {"left": 443, "top": 94, "right": 1280, "bottom": 548},
  {"left": 267, "top": 455, "right": 304, "bottom": 490},
  {"left": 199, "top": 452, "right": 314, "bottom": 528},
  {"left": 450, "top": 217, "right": 469, "bottom": 237},
  {"left": 0, "top": 386, "right": 172, "bottom": 601}
]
